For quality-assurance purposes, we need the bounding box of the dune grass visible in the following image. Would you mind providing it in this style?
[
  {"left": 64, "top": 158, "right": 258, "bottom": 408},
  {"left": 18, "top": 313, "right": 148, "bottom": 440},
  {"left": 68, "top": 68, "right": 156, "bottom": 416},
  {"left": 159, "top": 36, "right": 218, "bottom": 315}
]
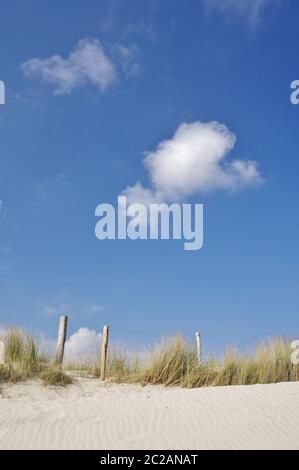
[
  {"left": 0, "top": 328, "right": 298, "bottom": 388},
  {"left": 104, "top": 336, "right": 299, "bottom": 388},
  {"left": 0, "top": 364, "right": 22, "bottom": 383},
  {"left": 4, "top": 328, "right": 45, "bottom": 378},
  {"left": 0, "top": 328, "right": 72, "bottom": 386},
  {"left": 141, "top": 336, "right": 196, "bottom": 386},
  {"left": 40, "top": 367, "right": 73, "bottom": 386},
  {"left": 106, "top": 349, "right": 144, "bottom": 384}
]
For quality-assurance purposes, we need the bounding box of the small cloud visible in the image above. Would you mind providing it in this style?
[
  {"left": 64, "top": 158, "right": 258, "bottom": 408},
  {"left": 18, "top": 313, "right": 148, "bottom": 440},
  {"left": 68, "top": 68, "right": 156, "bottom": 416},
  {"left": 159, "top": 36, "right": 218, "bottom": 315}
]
[
  {"left": 99, "top": 0, "right": 121, "bottom": 33},
  {"left": 86, "top": 305, "right": 104, "bottom": 315},
  {"left": 202, "top": 0, "right": 282, "bottom": 29},
  {"left": 13, "top": 91, "right": 45, "bottom": 109},
  {"left": 64, "top": 327, "right": 101, "bottom": 363},
  {"left": 123, "top": 121, "right": 263, "bottom": 205},
  {"left": 37, "top": 302, "right": 71, "bottom": 317},
  {"left": 21, "top": 39, "right": 117, "bottom": 95},
  {"left": 21, "top": 38, "right": 141, "bottom": 96},
  {"left": 37, "top": 301, "right": 105, "bottom": 319},
  {"left": 43, "top": 307, "right": 59, "bottom": 316},
  {"left": 123, "top": 21, "right": 156, "bottom": 42},
  {"left": 53, "top": 173, "right": 71, "bottom": 188},
  {"left": 114, "top": 44, "right": 141, "bottom": 78},
  {"left": 123, "top": 181, "right": 157, "bottom": 206},
  {"left": 35, "top": 173, "right": 71, "bottom": 198}
]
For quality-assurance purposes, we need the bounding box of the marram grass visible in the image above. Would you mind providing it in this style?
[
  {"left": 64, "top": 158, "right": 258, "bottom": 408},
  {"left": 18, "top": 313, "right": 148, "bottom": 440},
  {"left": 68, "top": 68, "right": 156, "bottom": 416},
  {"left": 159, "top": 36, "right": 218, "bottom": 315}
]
[
  {"left": 40, "top": 367, "right": 73, "bottom": 386},
  {"left": 0, "top": 328, "right": 298, "bottom": 388},
  {"left": 3, "top": 328, "right": 44, "bottom": 378},
  {"left": 0, "top": 328, "right": 72, "bottom": 386},
  {"left": 104, "top": 336, "right": 299, "bottom": 388}
]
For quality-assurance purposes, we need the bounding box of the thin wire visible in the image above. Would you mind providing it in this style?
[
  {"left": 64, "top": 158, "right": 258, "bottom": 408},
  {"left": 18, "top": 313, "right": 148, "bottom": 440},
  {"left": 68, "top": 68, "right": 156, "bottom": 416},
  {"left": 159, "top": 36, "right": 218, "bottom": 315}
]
[
  {"left": 110, "top": 328, "right": 261, "bottom": 347},
  {"left": 111, "top": 328, "right": 226, "bottom": 344},
  {"left": 112, "top": 328, "right": 194, "bottom": 337}
]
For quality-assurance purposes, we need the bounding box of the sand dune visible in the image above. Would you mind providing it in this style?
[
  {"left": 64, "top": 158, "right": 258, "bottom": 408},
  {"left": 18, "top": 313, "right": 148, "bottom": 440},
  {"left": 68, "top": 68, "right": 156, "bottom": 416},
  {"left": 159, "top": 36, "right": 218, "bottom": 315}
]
[{"left": 0, "top": 379, "right": 298, "bottom": 450}]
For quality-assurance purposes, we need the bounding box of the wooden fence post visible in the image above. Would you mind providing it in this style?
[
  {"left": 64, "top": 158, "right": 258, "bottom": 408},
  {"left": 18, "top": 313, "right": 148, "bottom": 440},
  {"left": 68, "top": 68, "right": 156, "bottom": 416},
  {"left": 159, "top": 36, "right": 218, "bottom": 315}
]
[
  {"left": 195, "top": 331, "right": 202, "bottom": 366},
  {"left": 55, "top": 315, "right": 68, "bottom": 366},
  {"left": 100, "top": 325, "right": 109, "bottom": 380}
]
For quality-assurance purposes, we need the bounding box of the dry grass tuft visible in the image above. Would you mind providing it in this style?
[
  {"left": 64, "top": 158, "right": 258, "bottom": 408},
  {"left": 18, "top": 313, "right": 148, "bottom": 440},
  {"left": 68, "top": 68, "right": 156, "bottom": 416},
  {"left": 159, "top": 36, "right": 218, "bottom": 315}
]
[
  {"left": 141, "top": 336, "right": 196, "bottom": 386},
  {"left": 0, "top": 364, "right": 23, "bottom": 384},
  {"left": 2, "top": 328, "right": 45, "bottom": 380},
  {"left": 40, "top": 367, "right": 73, "bottom": 386},
  {"left": 0, "top": 328, "right": 72, "bottom": 386}
]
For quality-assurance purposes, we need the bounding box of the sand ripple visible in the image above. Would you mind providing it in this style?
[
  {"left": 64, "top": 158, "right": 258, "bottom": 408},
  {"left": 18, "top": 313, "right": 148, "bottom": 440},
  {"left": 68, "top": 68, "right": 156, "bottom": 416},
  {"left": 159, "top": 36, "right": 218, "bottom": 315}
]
[{"left": 0, "top": 379, "right": 298, "bottom": 450}]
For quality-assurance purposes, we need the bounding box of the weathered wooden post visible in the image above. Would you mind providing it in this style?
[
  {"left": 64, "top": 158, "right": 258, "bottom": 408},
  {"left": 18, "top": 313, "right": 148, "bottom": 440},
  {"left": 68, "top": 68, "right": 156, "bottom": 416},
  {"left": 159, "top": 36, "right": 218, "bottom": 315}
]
[
  {"left": 195, "top": 331, "right": 202, "bottom": 366},
  {"left": 100, "top": 325, "right": 109, "bottom": 380},
  {"left": 55, "top": 315, "right": 68, "bottom": 366}
]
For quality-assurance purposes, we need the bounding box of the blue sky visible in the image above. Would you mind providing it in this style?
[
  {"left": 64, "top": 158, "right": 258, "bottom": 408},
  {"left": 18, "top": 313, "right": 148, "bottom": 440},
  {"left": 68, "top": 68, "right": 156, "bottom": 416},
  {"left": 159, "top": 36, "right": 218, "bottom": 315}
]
[{"left": 0, "top": 0, "right": 298, "bottom": 354}]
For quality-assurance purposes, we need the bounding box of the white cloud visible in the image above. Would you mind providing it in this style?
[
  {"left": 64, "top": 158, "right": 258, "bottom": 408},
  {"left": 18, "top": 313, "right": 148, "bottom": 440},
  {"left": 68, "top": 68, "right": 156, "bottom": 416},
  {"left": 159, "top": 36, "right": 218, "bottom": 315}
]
[
  {"left": 37, "top": 301, "right": 104, "bottom": 320},
  {"left": 203, "top": 0, "right": 281, "bottom": 28},
  {"left": 123, "top": 21, "right": 156, "bottom": 42},
  {"left": 53, "top": 173, "right": 71, "bottom": 188},
  {"left": 36, "top": 173, "right": 71, "bottom": 199},
  {"left": 123, "top": 121, "right": 263, "bottom": 204},
  {"left": 43, "top": 307, "right": 59, "bottom": 316},
  {"left": 37, "top": 302, "right": 71, "bottom": 317},
  {"left": 123, "top": 181, "right": 158, "bottom": 206},
  {"left": 21, "top": 39, "right": 117, "bottom": 95},
  {"left": 86, "top": 305, "right": 104, "bottom": 315},
  {"left": 64, "top": 327, "right": 101, "bottom": 363},
  {"left": 114, "top": 44, "right": 141, "bottom": 78},
  {"left": 99, "top": 0, "right": 120, "bottom": 33}
]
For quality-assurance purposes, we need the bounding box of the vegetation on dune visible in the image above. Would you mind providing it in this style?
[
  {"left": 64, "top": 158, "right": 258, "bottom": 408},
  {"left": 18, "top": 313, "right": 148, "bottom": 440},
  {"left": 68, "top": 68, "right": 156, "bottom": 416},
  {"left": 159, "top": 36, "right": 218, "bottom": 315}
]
[
  {"left": 0, "top": 327, "right": 298, "bottom": 388},
  {"left": 0, "top": 328, "right": 72, "bottom": 386},
  {"left": 40, "top": 367, "right": 73, "bottom": 386},
  {"left": 104, "top": 336, "right": 298, "bottom": 388},
  {"left": 4, "top": 328, "right": 45, "bottom": 378},
  {"left": 105, "top": 348, "right": 142, "bottom": 383},
  {"left": 0, "top": 364, "right": 22, "bottom": 384},
  {"left": 141, "top": 336, "right": 196, "bottom": 386}
]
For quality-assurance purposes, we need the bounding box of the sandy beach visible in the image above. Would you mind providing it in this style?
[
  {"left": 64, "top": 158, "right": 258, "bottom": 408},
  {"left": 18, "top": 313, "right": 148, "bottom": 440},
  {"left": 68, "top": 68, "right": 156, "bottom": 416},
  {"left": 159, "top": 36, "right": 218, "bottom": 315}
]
[{"left": 0, "top": 379, "right": 298, "bottom": 450}]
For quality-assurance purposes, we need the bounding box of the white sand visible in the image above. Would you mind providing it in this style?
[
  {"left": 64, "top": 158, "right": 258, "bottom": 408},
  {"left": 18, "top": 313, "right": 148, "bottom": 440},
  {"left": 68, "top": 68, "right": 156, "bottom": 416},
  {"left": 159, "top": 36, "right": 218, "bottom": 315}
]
[{"left": 0, "top": 379, "right": 298, "bottom": 450}]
